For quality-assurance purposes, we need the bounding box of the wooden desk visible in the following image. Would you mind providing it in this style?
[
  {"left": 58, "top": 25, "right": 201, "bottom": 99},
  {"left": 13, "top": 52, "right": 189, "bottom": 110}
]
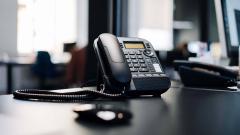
[{"left": 1, "top": 87, "right": 240, "bottom": 135}]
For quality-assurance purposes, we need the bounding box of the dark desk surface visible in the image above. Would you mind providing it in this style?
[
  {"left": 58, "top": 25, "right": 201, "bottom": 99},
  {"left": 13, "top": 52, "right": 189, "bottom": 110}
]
[{"left": 1, "top": 87, "right": 240, "bottom": 135}]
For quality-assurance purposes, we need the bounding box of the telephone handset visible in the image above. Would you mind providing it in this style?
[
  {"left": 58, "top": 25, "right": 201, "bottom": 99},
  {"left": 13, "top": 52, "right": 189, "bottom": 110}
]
[
  {"left": 94, "top": 33, "right": 171, "bottom": 96},
  {"left": 13, "top": 33, "right": 171, "bottom": 101},
  {"left": 94, "top": 34, "right": 132, "bottom": 92}
]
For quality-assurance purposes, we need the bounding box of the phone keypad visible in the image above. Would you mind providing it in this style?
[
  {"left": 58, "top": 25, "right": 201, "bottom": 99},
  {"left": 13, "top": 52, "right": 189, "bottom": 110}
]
[
  {"left": 123, "top": 49, "right": 163, "bottom": 78},
  {"left": 124, "top": 51, "right": 151, "bottom": 72}
]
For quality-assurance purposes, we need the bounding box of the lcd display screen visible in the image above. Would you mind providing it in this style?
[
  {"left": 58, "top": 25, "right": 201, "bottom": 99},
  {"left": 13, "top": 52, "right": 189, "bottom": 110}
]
[{"left": 124, "top": 42, "right": 145, "bottom": 49}]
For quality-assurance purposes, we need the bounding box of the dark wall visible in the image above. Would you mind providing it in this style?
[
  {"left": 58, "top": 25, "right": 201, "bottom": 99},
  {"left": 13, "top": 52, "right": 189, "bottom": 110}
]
[
  {"left": 84, "top": 0, "right": 110, "bottom": 83},
  {"left": 208, "top": 0, "right": 219, "bottom": 42},
  {"left": 174, "top": 0, "right": 201, "bottom": 45},
  {"left": 174, "top": 0, "right": 219, "bottom": 46}
]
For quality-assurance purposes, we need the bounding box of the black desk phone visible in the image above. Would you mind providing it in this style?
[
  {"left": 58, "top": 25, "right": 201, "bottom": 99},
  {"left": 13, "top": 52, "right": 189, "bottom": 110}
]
[
  {"left": 94, "top": 33, "right": 171, "bottom": 95},
  {"left": 174, "top": 60, "right": 238, "bottom": 88},
  {"left": 13, "top": 33, "right": 170, "bottom": 101}
]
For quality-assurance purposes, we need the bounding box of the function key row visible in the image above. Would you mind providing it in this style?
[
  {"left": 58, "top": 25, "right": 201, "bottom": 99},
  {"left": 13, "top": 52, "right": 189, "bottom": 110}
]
[
  {"left": 132, "top": 73, "right": 162, "bottom": 78},
  {"left": 130, "top": 67, "right": 149, "bottom": 72},
  {"left": 125, "top": 55, "right": 143, "bottom": 59},
  {"left": 128, "top": 63, "right": 147, "bottom": 68},
  {"left": 124, "top": 51, "right": 142, "bottom": 55},
  {"left": 127, "top": 59, "right": 145, "bottom": 63}
]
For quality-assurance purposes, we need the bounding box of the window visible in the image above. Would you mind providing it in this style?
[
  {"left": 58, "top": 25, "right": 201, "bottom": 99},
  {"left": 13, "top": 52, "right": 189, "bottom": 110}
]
[
  {"left": 128, "top": 0, "right": 173, "bottom": 50},
  {"left": 17, "top": 0, "right": 88, "bottom": 55}
]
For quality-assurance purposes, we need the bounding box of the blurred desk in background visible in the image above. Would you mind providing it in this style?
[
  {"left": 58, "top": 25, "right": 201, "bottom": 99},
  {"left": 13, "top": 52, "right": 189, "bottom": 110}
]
[{"left": 0, "top": 56, "right": 69, "bottom": 94}]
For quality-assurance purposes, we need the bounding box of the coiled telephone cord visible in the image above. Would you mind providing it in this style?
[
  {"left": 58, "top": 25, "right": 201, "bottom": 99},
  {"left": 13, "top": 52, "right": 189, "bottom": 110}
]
[{"left": 13, "top": 88, "right": 124, "bottom": 102}]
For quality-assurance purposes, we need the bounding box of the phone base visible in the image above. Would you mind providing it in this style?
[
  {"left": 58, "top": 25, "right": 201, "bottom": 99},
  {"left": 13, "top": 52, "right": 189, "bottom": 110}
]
[{"left": 96, "top": 63, "right": 171, "bottom": 96}]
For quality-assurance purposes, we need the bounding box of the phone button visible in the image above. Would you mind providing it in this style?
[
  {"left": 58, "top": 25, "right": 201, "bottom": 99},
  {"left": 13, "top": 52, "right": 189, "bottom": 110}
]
[
  {"left": 152, "top": 74, "right": 160, "bottom": 77},
  {"left": 153, "top": 64, "right": 162, "bottom": 72},
  {"left": 138, "top": 74, "right": 145, "bottom": 77},
  {"left": 140, "top": 64, "right": 147, "bottom": 67},
  {"left": 149, "top": 67, "right": 155, "bottom": 72},
  {"left": 120, "top": 43, "right": 124, "bottom": 48},
  {"left": 133, "top": 64, "right": 140, "bottom": 67},
  {"left": 132, "top": 60, "right": 138, "bottom": 63},
  {"left": 129, "top": 51, "right": 135, "bottom": 55},
  {"left": 132, "top": 74, "right": 138, "bottom": 77},
  {"left": 145, "top": 43, "right": 151, "bottom": 47},
  {"left": 127, "top": 59, "right": 131, "bottom": 63},
  {"left": 151, "top": 58, "right": 158, "bottom": 63},
  {"left": 130, "top": 68, "right": 138, "bottom": 72},
  {"left": 130, "top": 56, "right": 136, "bottom": 59},
  {"left": 139, "top": 60, "right": 145, "bottom": 63},
  {"left": 145, "top": 74, "right": 152, "bottom": 77},
  {"left": 130, "top": 68, "right": 135, "bottom": 72},
  {"left": 136, "top": 51, "right": 141, "bottom": 55},
  {"left": 143, "top": 49, "right": 154, "bottom": 57},
  {"left": 145, "top": 58, "right": 151, "bottom": 62},
  {"left": 128, "top": 64, "right": 133, "bottom": 67},
  {"left": 139, "top": 68, "right": 148, "bottom": 72}
]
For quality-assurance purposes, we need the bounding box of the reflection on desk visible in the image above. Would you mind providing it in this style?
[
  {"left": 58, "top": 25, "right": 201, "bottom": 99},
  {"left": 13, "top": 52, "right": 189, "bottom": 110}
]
[{"left": 0, "top": 86, "right": 240, "bottom": 135}]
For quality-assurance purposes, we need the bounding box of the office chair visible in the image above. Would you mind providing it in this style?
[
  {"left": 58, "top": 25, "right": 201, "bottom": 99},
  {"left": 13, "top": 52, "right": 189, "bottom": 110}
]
[{"left": 31, "top": 51, "right": 59, "bottom": 89}]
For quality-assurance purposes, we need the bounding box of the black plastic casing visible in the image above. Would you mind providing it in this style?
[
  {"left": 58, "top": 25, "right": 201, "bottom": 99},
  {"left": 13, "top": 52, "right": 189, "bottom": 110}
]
[{"left": 94, "top": 33, "right": 171, "bottom": 96}]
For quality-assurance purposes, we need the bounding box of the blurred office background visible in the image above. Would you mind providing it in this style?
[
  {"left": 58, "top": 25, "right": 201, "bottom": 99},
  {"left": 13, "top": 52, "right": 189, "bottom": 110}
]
[{"left": 0, "top": 0, "right": 238, "bottom": 93}]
